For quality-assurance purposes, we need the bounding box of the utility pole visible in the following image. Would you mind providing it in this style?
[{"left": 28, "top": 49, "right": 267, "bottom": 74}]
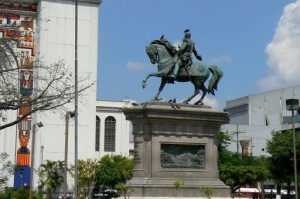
[
  {"left": 29, "top": 124, "right": 36, "bottom": 199},
  {"left": 63, "top": 112, "right": 70, "bottom": 199},
  {"left": 63, "top": 111, "right": 75, "bottom": 199},
  {"left": 231, "top": 124, "right": 245, "bottom": 154},
  {"left": 251, "top": 137, "right": 253, "bottom": 157},
  {"left": 292, "top": 109, "right": 298, "bottom": 199},
  {"left": 74, "top": 0, "right": 79, "bottom": 197},
  {"left": 236, "top": 124, "right": 239, "bottom": 153},
  {"left": 29, "top": 122, "right": 43, "bottom": 199},
  {"left": 286, "top": 99, "right": 299, "bottom": 199}
]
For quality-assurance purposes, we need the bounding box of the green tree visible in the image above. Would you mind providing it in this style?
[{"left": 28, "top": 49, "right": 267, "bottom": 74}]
[
  {"left": 266, "top": 130, "right": 300, "bottom": 197},
  {"left": 115, "top": 182, "right": 133, "bottom": 199},
  {"left": 200, "top": 187, "right": 214, "bottom": 199},
  {"left": 0, "top": 188, "right": 42, "bottom": 199},
  {"left": 95, "top": 155, "right": 133, "bottom": 190},
  {"left": 218, "top": 132, "right": 270, "bottom": 193},
  {"left": 219, "top": 163, "right": 269, "bottom": 193},
  {"left": 0, "top": 152, "right": 14, "bottom": 190},
  {"left": 70, "top": 159, "right": 97, "bottom": 199},
  {"left": 37, "top": 160, "right": 64, "bottom": 199}
]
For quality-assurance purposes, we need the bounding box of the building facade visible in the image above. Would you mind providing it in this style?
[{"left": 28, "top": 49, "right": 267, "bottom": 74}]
[
  {"left": 1, "top": 99, "right": 135, "bottom": 189},
  {"left": 0, "top": 0, "right": 103, "bottom": 189},
  {"left": 223, "top": 85, "right": 300, "bottom": 156},
  {"left": 95, "top": 100, "right": 134, "bottom": 157}
]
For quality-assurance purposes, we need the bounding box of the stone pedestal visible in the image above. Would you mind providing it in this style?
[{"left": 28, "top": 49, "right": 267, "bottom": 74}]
[{"left": 123, "top": 102, "right": 231, "bottom": 198}]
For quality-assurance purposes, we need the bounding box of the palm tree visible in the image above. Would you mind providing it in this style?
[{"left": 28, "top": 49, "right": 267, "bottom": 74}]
[
  {"left": 116, "top": 182, "right": 133, "bottom": 199},
  {"left": 70, "top": 159, "right": 97, "bottom": 199},
  {"left": 37, "top": 160, "right": 64, "bottom": 198}
]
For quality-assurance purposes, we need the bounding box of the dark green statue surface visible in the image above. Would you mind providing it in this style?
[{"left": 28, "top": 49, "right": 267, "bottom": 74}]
[{"left": 143, "top": 29, "right": 223, "bottom": 105}]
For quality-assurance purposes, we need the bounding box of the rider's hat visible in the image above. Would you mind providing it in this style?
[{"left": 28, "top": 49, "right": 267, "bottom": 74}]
[{"left": 184, "top": 29, "right": 190, "bottom": 33}]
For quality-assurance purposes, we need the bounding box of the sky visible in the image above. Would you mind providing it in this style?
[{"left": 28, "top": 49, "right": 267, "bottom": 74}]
[{"left": 97, "top": 0, "right": 300, "bottom": 109}]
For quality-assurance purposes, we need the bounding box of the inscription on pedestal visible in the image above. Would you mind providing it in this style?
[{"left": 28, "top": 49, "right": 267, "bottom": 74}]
[{"left": 160, "top": 144, "right": 205, "bottom": 169}]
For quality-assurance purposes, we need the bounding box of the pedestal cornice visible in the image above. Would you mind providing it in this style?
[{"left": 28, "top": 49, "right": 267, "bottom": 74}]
[{"left": 124, "top": 102, "right": 229, "bottom": 125}]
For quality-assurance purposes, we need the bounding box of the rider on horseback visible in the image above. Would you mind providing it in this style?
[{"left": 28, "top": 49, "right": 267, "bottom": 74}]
[{"left": 170, "top": 29, "right": 202, "bottom": 80}]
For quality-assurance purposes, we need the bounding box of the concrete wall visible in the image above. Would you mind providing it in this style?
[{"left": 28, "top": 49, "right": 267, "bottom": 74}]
[{"left": 223, "top": 85, "right": 300, "bottom": 156}]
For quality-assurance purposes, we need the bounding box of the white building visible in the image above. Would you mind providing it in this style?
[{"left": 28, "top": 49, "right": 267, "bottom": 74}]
[
  {"left": 223, "top": 85, "right": 300, "bottom": 156},
  {"left": 34, "top": 0, "right": 103, "bottom": 189},
  {"left": 95, "top": 100, "right": 134, "bottom": 157}
]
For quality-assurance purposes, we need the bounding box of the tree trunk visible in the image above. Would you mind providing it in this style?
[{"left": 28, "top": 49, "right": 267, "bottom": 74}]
[
  {"left": 276, "top": 184, "right": 281, "bottom": 199},
  {"left": 287, "top": 180, "right": 291, "bottom": 199}
]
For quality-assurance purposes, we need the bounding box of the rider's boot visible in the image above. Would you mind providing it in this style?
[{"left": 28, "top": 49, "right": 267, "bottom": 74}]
[{"left": 170, "top": 64, "right": 179, "bottom": 80}]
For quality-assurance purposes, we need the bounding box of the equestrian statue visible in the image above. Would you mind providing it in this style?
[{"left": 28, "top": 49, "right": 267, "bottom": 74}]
[{"left": 142, "top": 29, "right": 223, "bottom": 105}]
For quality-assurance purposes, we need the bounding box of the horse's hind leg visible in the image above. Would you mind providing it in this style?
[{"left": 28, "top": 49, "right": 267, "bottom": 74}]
[
  {"left": 183, "top": 88, "right": 200, "bottom": 104},
  {"left": 194, "top": 84, "right": 207, "bottom": 105},
  {"left": 183, "top": 78, "right": 200, "bottom": 104}
]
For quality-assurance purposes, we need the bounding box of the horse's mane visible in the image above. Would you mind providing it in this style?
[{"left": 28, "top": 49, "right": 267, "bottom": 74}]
[
  {"left": 150, "top": 40, "right": 164, "bottom": 45},
  {"left": 150, "top": 40, "right": 177, "bottom": 56}
]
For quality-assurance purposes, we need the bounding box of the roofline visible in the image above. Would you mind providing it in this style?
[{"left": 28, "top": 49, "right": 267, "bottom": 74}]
[
  {"left": 43, "top": 0, "right": 103, "bottom": 5},
  {"left": 96, "top": 99, "right": 136, "bottom": 103},
  {"left": 226, "top": 84, "right": 300, "bottom": 105},
  {"left": 3, "top": 0, "right": 103, "bottom": 5}
]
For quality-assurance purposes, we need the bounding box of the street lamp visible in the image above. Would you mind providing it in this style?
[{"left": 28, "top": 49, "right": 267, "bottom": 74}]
[
  {"left": 286, "top": 98, "right": 299, "bottom": 199},
  {"left": 63, "top": 111, "right": 75, "bottom": 199},
  {"left": 29, "top": 122, "right": 43, "bottom": 199}
]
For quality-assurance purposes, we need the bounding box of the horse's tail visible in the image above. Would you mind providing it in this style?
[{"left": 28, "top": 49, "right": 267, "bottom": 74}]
[{"left": 208, "top": 65, "right": 223, "bottom": 95}]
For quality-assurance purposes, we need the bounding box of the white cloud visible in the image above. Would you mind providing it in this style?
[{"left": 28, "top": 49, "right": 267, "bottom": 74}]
[
  {"left": 127, "top": 61, "right": 147, "bottom": 71},
  {"left": 259, "top": 0, "right": 300, "bottom": 91},
  {"left": 203, "top": 97, "right": 219, "bottom": 109},
  {"left": 258, "top": 75, "right": 282, "bottom": 91}
]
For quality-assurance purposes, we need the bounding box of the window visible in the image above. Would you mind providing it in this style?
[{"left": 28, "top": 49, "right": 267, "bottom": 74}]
[
  {"left": 104, "top": 116, "right": 116, "bottom": 152},
  {"left": 95, "top": 116, "right": 100, "bottom": 151}
]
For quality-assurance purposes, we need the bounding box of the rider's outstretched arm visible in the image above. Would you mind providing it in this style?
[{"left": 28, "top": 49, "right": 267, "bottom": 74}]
[{"left": 193, "top": 45, "right": 202, "bottom": 61}]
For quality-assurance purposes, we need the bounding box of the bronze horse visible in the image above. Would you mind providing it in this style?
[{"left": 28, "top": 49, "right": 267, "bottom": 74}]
[{"left": 142, "top": 40, "right": 223, "bottom": 105}]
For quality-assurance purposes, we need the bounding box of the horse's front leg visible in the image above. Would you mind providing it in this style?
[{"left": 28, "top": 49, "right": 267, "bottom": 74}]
[
  {"left": 142, "top": 71, "right": 165, "bottom": 89},
  {"left": 152, "top": 78, "right": 167, "bottom": 101}
]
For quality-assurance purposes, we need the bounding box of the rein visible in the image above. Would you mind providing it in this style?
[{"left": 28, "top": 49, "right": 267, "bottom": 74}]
[{"left": 149, "top": 44, "right": 176, "bottom": 72}]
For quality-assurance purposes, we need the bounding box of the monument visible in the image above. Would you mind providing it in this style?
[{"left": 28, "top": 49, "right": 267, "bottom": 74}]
[{"left": 124, "top": 31, "right": 231, "bottom": 198}]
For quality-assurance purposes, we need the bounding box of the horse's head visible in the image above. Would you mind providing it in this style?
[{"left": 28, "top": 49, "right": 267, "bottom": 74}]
[{"left": 146, "top": 44, "right": 157, "bottom": 64}]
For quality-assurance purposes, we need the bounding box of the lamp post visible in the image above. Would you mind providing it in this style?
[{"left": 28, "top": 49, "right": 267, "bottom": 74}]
[
  {"left": 29, "top": 122, "right": 43, "bottom": 199},
  {"left": 63, "top": 111, "right": 75, "bottom": 199},
  {"left": 286, "top": 98, "right": 299, "bottom": 199}
]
